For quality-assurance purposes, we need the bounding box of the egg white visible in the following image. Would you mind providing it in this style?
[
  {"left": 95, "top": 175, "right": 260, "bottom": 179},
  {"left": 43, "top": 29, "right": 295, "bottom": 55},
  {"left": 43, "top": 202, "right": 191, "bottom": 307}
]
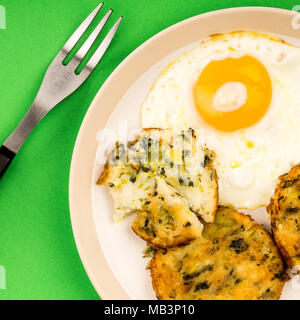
[{"left": 141, "top": 31, "right": 300, "bottom": 209}]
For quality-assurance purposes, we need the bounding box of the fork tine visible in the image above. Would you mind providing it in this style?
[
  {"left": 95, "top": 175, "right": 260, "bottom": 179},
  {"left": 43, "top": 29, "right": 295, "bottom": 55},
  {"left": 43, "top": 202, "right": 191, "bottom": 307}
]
[
  {"left": 84, "top": 16, "right": 122, "bottom": 73},
  {"left": 61, "top": 2, "right": 104, "bottom": 58},
  {"left": 71, "top": 9, "right": 113, "bottom": 67}
]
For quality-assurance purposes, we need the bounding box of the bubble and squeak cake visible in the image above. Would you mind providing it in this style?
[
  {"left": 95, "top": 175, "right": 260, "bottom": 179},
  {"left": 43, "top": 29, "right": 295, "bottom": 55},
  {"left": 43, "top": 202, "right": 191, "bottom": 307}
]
[
  {"left": 132, "top": 177, "right": 203, "bottom": 248},
  {"left": 268, "top": 164, "right": 300, "bottom": 271},
  {"left": 149, "top": 207, "right": 286, "bottom": 300},
  {"left": 98, "top": 128, "right": 218, "bottom": 223}
]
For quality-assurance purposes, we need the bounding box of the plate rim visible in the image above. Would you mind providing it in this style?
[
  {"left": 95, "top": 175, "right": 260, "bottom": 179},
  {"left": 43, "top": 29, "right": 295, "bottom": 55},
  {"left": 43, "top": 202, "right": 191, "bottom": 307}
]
[{"left": 69, "top": 6, "right": 297, "bottom": 300}]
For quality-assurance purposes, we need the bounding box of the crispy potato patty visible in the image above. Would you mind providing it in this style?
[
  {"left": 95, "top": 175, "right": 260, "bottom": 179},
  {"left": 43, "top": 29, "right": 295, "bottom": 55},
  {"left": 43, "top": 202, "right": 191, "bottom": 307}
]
[
  {"left": 268, "top": 164, "right": 300, "bottom": 270},
  {"left": 149, "top": 207, "right": 286, "bottom": 300},
  {"left": 132, "top": 177, "right": 203, "bottom": 248}
]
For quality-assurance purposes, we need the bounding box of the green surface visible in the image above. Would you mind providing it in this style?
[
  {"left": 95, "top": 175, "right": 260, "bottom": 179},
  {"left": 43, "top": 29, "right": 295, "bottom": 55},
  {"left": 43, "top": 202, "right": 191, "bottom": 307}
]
[{"left": 0, "top": 0, "right": 297, "bottom": 300}]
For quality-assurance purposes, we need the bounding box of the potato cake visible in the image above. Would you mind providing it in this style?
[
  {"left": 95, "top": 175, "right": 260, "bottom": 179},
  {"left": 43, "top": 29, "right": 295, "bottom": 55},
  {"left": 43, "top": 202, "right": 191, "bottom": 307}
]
[
  {"left": 268, "top": 164, "right": 300, "bottom": 270},
  {"left": 98, "top": 128, "right": 218, "bottom": 222},
  {"left": 149, "top": 207, "right": 286, "bottom": 300},
  {"left": 132, "top": 177, "right": 203, "bottom": 248}
]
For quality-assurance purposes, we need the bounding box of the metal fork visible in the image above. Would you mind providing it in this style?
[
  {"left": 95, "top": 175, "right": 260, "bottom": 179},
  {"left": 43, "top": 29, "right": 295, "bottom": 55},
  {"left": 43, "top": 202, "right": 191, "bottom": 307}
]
[{"left": 0, "top": 2, "right": 122, "bottom": 179}]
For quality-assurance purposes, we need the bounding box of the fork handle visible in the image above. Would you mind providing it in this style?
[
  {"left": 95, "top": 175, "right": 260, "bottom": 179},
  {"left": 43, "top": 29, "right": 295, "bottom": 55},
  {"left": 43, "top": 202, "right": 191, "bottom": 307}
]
[
  {"left": 0, "top": 99, "right": 48, "bottom": 179},
  {"left": 0, "top": 146, "right": 16, "bottom": 179}
]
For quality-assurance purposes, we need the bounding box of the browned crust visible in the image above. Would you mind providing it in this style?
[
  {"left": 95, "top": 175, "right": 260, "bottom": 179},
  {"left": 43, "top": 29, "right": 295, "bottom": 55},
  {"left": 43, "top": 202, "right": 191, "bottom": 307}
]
[
  {"left": 149, "top": 257, "right": 180, "bottom": 300},
  {"left": 219, "top": 206, "right": 287, "bottom": 279},
  {"left": 273, "top": 234, "right": 294, "bottom": 270},
  {"left": 97, "top": 162, "right": 111, "bottom": 185},
  {"left": 142, "top": 127, "right": 162, "bottom": 133},
  {"left": 220, "top": 206, "right": 273, "bottom": 240},
  {"left": 267, "top": 164, "right": 300, "bottom": 271},
  {"left": 268, "top": 196, "right": 293, "bottom": 268},
  {"left": 131, "top": 222, "right": 196, "bottom": 249},
  {"left": 149, "top": 206, "right": 286, "bottom": 300}
]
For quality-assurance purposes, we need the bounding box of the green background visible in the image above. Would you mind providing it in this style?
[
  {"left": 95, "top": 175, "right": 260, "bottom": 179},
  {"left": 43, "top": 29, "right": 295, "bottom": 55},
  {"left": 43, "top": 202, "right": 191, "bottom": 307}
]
[{"left": 0, "top": 0, "right": 296, "bottom": 300}]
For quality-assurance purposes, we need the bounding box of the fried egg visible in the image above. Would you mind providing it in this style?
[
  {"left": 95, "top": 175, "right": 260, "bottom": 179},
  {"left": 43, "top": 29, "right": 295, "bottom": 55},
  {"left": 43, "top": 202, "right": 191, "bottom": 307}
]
[{"left": 141, "top": 31, "right": 300, "bottom": 209}]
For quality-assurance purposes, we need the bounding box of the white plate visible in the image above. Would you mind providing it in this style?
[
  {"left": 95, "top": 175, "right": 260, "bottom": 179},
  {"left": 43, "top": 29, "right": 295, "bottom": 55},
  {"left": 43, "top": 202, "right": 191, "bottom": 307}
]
[{"left": 70, "top": 7, "right": 300, "bottom": 299}]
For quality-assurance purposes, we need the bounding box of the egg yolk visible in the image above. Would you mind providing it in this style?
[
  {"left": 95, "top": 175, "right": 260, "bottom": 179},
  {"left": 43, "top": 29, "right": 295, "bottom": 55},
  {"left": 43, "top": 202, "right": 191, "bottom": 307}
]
[{"left": 193, "top": 55, "right": 272, "bottom": 132}]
